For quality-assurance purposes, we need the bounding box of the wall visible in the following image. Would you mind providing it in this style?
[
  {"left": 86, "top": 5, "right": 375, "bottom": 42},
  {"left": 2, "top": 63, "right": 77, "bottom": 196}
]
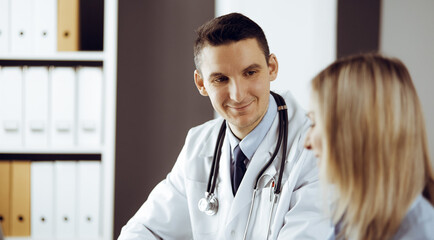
[
  {"left": 380, "top": 0, "right": 434, "bottom": 161},
  {"left": 114, "top": 1, "right": 214, "bottom": 238},
  {"left": 337, "top": 0, "right": 380, "bottom": 58}
]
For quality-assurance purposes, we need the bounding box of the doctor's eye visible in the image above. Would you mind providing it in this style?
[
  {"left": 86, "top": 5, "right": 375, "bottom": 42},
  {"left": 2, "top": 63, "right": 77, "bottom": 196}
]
[
  {"left": 245, "top": 70, "right": 257, "bottom": 77},
  {"left": 213, "top": 76, "right": 229, "bottom": 83}
]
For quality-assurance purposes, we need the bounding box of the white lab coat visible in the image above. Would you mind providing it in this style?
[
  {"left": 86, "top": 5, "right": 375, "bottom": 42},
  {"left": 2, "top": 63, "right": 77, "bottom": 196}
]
[{"left": 118, "top": 92, "right": 332, "bottom": 240}]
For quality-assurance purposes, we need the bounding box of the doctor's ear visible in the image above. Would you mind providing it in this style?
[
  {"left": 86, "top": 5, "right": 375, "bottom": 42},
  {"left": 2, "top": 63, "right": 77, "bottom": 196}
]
[
  {"left": 194, "top": 70, "right": 208, "bottom": 96},
  {"left": 267, "top": 54, "right": 278, "bottom": 82}
]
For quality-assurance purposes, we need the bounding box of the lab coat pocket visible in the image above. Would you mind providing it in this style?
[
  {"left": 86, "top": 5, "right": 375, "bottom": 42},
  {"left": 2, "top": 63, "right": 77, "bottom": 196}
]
[
  {"left": 185, "top": 179, "right": 220, "bottom": 236},
  {"left": 248, "top": 187, "right": 276, "bottom": 239}
]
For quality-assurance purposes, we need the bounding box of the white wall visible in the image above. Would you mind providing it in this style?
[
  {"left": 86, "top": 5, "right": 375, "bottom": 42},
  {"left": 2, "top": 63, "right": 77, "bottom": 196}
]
[
  {"left": 380, "top": 0, "right": 434, "bottom": 160},
  {"left": 215, "top": 0, "right": 337, "bottom": 110}
]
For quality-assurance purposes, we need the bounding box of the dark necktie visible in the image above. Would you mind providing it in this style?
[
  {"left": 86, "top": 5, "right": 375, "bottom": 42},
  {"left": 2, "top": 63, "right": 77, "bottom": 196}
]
[{"left": 232, "top": 146, "right": 247, "bottom": 195}]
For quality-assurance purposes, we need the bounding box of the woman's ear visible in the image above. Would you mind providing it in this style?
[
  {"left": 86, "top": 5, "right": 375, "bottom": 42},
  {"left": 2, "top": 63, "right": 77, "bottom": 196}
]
[{"left": 194, "top": 70, "right": 208, "bottom": 96}]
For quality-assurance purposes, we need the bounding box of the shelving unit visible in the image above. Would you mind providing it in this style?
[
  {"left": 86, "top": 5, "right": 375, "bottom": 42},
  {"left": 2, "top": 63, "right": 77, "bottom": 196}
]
[
  {"left": 0, "top": 52, "right": 105, "bottom": 62},
  {"left": 0, "top": 0, "right": 118, "bottom": 239}
]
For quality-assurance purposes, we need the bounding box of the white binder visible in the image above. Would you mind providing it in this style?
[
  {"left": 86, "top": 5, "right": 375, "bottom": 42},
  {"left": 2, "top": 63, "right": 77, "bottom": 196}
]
[
  {"left": 24, "top": 67, "right": 49, "bottom": 147},
  {"left": 34, "top": 0, "right": 57, "bottom": 53},
  {"left": 77, "top": 67, "right": 103, "bottom": 147},
  {"left": 0, "top": 67, "right": 23, "bottom": 147},
  {"left": 10, "top": 0, "right": 34, "bottom": 53},
  {"left": 55, "top": 161, "right": 77, "bottom": 239},
  {"left": 0, "top": 0, "right": 10, "bottom": 53},
  {"left": 51, "top": 67, "right": 76, "bottom": 147},
  {"left": 77, "top": 161, "right": 101, "bottom": 238},
  {"left": 31, "top": 161, "right": 55, "bottom": 239}
]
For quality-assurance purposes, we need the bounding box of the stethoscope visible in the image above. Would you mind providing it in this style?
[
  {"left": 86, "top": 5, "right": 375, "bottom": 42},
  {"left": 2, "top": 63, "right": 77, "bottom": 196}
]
[{"left": 198, "top": 92, "right": 289, "bottom": 239}]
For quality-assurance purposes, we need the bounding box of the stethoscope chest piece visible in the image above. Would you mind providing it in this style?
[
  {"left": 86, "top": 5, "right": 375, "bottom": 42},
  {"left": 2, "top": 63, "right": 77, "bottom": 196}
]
[{"left": 198, "top": 193, "right": 219, "bottom": 216}]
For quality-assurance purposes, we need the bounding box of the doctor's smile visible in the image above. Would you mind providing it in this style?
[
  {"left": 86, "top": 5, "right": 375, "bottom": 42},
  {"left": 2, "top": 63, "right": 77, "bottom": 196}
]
[{"left": 228, "top": 100, "right": 255, "bottom": 112}]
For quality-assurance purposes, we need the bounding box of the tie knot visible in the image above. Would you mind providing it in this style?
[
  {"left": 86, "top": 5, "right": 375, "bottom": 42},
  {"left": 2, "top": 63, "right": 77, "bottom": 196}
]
[{"left": 233, "top": 146, "right": 246, "bottom": 166}]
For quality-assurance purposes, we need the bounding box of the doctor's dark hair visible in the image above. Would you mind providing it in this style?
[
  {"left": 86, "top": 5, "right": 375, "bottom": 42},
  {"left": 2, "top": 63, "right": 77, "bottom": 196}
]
[{"left": 193, "top": 12, "right": 270, "bottom": 71}]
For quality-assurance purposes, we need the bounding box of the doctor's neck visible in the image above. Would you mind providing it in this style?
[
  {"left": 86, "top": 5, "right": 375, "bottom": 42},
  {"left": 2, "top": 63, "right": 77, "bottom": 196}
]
[
  {"left": 227, "top": 110, "right": 268, "bottom": 140},
  {"left": 228, "top": 126, "right": 244, "bottom": 141}
]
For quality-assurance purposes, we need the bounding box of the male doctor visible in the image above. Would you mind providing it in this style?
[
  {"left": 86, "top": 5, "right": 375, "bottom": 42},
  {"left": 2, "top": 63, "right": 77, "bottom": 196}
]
[{"left": 118, "top": 13, "right": 331, "bottom": 239}]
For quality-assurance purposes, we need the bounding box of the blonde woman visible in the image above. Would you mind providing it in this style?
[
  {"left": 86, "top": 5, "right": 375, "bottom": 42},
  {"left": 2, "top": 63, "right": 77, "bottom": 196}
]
[{"left": 304, "top": 53, "right": 434, "bottom": 239}]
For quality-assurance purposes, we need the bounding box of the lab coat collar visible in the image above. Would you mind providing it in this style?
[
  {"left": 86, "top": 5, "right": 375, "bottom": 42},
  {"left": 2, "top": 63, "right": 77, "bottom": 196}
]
[{"left": 199, "top": 118, "right": 226, "bottom": 159}]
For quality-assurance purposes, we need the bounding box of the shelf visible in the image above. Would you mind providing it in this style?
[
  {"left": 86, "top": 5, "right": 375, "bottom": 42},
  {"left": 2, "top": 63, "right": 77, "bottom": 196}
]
[
  {"left": 0, "top": 0, "right": 116, "bottom": 238},
  {"left": 0, "top": 51, "right": 105, "bottom": 62},
  {"left": 0, "top": 147, "right": 103, "bottom": 154},
  {"left": 0, "top": 152, "right": 102, "bottom": 161},
  {"left": 4, "top": 237, "right": 102, "bottom": 240}
]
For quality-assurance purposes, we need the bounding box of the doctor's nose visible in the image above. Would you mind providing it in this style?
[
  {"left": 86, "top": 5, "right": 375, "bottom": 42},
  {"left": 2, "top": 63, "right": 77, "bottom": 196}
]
[{"left": 229, "top": 78, "right": 247, "bottom": 103}]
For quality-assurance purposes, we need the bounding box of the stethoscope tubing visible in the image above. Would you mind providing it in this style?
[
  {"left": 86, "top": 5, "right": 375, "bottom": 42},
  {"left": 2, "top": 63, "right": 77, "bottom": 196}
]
[
  {"left": 254, "top": 92, "right": 288, "bottom": 194},
  {"left": 206, "top": 92, "right": 288, "bottom": 196},
  {"left": 206, "top": 122, "right": 226, "bottom": 195},
  {"left": 266, "top": 193, "right": 279, "bottom": 240},
  {"left": 243, "top": 188, "right": 258, "bottom": 240},
  {"left": 275, "top": 93, "right": 288, "bottom": 194}
]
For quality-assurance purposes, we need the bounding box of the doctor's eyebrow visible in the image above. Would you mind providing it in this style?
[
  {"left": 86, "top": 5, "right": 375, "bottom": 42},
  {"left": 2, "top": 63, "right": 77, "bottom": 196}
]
[
  {"left": 242, "top": 63, "right": 262, "bottom": 72},
  {"left": 208, "top": 64, "right": 262, "bottom": 79}
]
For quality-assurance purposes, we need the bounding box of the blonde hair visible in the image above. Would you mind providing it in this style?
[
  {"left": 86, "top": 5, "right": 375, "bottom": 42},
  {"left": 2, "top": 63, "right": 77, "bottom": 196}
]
[{"left": 311, "top": 53, "right": 434, "bottom": 240}]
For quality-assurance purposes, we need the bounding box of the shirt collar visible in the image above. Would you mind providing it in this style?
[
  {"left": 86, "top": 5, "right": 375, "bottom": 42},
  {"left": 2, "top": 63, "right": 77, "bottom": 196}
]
[{"left": 227, "top": 94, "right": 278, "bottom": 162}]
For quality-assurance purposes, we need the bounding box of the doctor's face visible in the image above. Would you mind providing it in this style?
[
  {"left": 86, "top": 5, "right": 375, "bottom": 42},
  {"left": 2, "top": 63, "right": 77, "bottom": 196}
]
[
  {"left": 304, "top": 97, "right": 323, "bottom": 160},
  {"left": 194, "top": 38, "right": 278, "bottom": 139}
]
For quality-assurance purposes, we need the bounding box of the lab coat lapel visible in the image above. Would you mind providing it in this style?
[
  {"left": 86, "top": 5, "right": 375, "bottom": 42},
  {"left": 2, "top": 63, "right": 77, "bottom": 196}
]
[
  {"left": 199, "top": 120, "right": 223, "bottom": 159},
  {"left": 225, "top": 115, "right": 280, "bottom": 229},
  {"left": 257, "top": 115, "right": 282, "bottom": 186},
  {"left": 218, "top": 134, "right": 234, "bottom": 202}
]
